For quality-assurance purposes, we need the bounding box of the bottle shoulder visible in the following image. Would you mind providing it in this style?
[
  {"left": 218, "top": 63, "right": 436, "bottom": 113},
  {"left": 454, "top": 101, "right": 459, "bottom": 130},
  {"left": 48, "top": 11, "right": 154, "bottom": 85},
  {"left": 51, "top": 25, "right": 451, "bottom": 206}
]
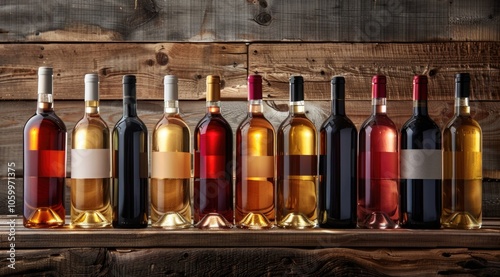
[
  {"left": 25, "top": 112, "right": 67, "bottom": 132},
  {"left": 237, "top": 114, "right": 275, "bottom": 133},
  {"left": 113, "top": 116, "right": 148, "bottom": 133},
  {"left": 154, "top": 114, "right": 190, "bottom": 132},
  {"left": 360, "top": 114, "right": 397, "bottom": 130},
  {"left": 195, "top": 113, "right": 232, "bottom": 131},
  {"left": 74, "top": 114, "right": 109, "bottom": 132},
  {"left": 320, "top": 114, "right": 357, "bottom": 133},
  {"left": 444, "top": 115, "right": 482, "bottom": 135},
  {"left": 401, "top": 115, "right": 440, "bottom": 133}
]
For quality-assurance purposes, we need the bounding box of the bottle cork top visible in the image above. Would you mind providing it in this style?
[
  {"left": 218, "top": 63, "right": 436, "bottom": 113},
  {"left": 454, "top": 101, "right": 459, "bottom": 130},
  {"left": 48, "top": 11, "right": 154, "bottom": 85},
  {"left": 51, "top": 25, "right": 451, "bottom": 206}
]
[
  {"left": 413, "top": 75, "right": 428, "bottom": 101},
  {"left": 84, "top": 74, "right": 99, "bottom": 101},
  {"left": 289, "top": 75, "right": 304, "bottom": 102},
  {"left": 38, "top": 67, "right": 53, "bottom": 95},
  {"left": 206, "top": 75, "right": 221, "bottom": 101},
  {"left": 248, "top": 75, "right": 262, "bottom": 100},
  {"left": 331, "top": 76, "right": 345, "bottom": 100},
  {"left": 371, "top": 75, "right": 387, "bottom": 98},
  {"left": 455, "top": 73, "right": 470, "bottom": 98},
  {"left": 164, "top": 75, "right": 178, "bottom": 101}
]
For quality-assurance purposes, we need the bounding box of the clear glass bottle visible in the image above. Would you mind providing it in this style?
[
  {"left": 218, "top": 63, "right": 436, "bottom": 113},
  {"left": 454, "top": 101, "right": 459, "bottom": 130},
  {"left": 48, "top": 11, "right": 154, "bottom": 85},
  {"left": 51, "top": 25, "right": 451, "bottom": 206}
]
[
  {"left": 277, "top": 76, "right": 318, "bottom": 229},
  {"left": 236, "top": 74, "right": 275, "bottom": 229},
  {"left": 23, "top": 67, "right": 67, "bottom": 228},
  {"left": 112, "top": 75, "right": 148, "bottom": 228},
  {"left": 151, "top": 75, "right": 192, "bottom": 228},
  {"left": 319, "top": 76, "right": 357, "bottom": 228},
  {"left": 71, "top": 74, "right": 112, "bottom": 228},
  {"left": 358, "top": 75, "right": 399, "bottom": 229},
  {"left": 400, "top": 75, "right": 442, "bottom": 229},
  {"left": 442, "top": 73, "right": 482, "bottom": 229},
  {"left": 193, "top": 75, "right": 234, "bottom": 229}
]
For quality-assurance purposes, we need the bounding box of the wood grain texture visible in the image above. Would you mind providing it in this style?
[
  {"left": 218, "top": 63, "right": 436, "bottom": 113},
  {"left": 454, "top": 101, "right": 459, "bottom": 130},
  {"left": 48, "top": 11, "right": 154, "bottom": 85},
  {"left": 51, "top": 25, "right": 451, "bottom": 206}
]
[
  {"left": 0, "top": 0, "right": 498, "bottom": 42},
  {"left": 0, "top": 43, "right": 247, "bottom": 100},
  {"left": 250, "top": 42, "right": 500, "bottom": 100},
  {"left": 1, "top": 42, "right": 498, "bottom": 101},
  {"left": 1, "top": 247, "right": 499, "bottom": 276}
]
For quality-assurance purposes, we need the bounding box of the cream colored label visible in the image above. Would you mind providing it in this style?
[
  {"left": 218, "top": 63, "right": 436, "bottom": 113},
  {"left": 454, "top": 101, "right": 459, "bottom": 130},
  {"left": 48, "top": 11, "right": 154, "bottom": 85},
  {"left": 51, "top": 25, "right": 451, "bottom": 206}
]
[
  {"left": 71, "top": 149, "right": 110, "bottom": 179},
  {"left": 152, "top": 152, "right": 191, "bottom": 179},
  {"left": 401, "top": 149, "right": 442, "bottom": 179},
  {"left": 243, "top": 156, "right": 274, "bottom": 178}
]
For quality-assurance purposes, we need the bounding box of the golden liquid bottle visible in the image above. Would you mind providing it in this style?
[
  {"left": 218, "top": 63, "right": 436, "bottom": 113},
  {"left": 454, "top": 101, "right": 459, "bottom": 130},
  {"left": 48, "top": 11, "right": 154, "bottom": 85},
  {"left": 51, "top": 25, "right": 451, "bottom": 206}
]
[
  {"left": 277, "top": 76, "right": 318, "bottom": 228},
  {"left": 442, "top": 73, "right": 482, "bottom": 229},
  {"left": 71, "top": 74, "right": 111, "bottom": 228},
  {"left": 236, "top": 75, "right": 275, "bottom": 229},
  {"left": 151, "top": 75, "right": 192, "bottom": 228}
]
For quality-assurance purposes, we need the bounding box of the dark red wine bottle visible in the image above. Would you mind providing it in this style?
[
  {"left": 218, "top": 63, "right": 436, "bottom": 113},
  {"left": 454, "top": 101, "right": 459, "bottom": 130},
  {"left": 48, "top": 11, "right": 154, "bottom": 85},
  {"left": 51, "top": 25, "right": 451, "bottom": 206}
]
[
  {"left": 194, "top": 75, "right": 234, "bottom": 229},
  {"left": 400, "top": 75, "right": 442, "bottom": 229},
  {"left": 319, "top": 76, "right": 357, "bottom": 228},
  {"left": 112, "top": 75, "right": 148, "bottom": 228}
]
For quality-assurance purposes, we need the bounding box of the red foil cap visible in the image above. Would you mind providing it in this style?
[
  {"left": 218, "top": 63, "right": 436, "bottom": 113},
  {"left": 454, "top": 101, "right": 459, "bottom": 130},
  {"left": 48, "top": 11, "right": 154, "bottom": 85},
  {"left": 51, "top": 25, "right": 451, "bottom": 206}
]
[
  {"left": 372, "top": 75, "right": 386, "bottom": 98},
  {"left": 248, "top": 75, "right": 262, "bottom": 100},
  {"left": 413, "top": 75, "right": 428, "bottom": 101}
]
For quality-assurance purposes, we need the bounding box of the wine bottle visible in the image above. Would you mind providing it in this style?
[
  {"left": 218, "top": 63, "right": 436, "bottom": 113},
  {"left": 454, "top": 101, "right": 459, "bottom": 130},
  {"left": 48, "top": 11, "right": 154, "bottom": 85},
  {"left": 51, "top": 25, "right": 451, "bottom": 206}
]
[
  {"left": 193, "top": 75, "right": 234, "bottom": 229},
  {"left": 400, "top": 75, "right": 442, "bottom": 229},
  {"left": 151, "top": 75, "right": 192, "bottom": 229},
  {"left": 71, "top": 74, "right": 112, "bottom": 228},
  {"left": 358, "top": 75, "right": 399, "bottom": 229},
  {"left": 112, "top": 75, "right": 148, "bottom": 228},
  {"left": 442, "top": 73, "right": 482, "bottom": 229},
  {"left": 277, "top": 76, "right": 318, "bottom": 228},
  {"left": 236, "top": 74, "right": 275, "bottom": 229},
  {"left": 23, "top": 67, "right": 67, "bottom": 228},
  {"left": 319, "top": 76, "right": 357, "bottom": 228}
]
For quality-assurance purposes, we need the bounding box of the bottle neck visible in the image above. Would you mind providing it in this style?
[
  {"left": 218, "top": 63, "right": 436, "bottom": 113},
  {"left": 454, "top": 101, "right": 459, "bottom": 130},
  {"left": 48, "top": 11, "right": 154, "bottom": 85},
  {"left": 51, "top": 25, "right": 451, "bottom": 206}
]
[
  {"left": 248, "top": 99, "right": 263, "bottom": 114},
  {"left": 290, "top": 100, "right": 305, "bottom": 114},
  {"left": 164, "top": 100, "right": 179, "bottom": 115},
  {"left": 455, "top": 97, "right": 470, "bottom": 115},
  {"left": 85, "top": 100, "right": 100, "bottom": 115},
  {"left": 207, "top": 100, "right": 221, "bottom": 114},
  {"left": 413, "top": 100, "right": 429, "bottom": 116},
  {"left": 331, "top": 99, "right": 345, "bottom": 115},
  {"left": 372, "top": 97, "right": 387, "bottom": 114},
  {"left": 37, "top": 93, "right": 54, "bottom": 113}
]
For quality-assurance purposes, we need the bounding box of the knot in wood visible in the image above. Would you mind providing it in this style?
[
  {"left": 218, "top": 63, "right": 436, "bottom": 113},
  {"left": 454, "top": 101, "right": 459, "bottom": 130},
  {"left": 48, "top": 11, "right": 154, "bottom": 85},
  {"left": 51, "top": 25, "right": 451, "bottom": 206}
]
[
  {"left": 155, "top": 52, "right": 169, "bottom": 66},
  {"left": 255, "top": 12, "right": 272, "bottom": 26}
]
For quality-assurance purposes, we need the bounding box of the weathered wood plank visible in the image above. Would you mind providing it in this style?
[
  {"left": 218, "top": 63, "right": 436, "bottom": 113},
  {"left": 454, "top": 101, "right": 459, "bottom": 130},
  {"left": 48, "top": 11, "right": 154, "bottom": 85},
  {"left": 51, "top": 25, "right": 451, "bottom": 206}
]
[
  {"left": 250, "top": 42, "right": 500, "bottom": 100},
  {"left": 1, "top": 217, "right": 499, "bottom": 249},
  {"left": 1, "top": 42, "right": 498, "bottom": 101},
  {"left": 0, "top": 1, "right": 498, "bottom": 42},
  {"left": 0, "top": 43, "right": 248, "bottom": 100},
  {"left": 1, "top": 247, "right": 499, "bottom": 276},
  {"left": 2, "top": 99, "right": 499, "bottom": 178}
]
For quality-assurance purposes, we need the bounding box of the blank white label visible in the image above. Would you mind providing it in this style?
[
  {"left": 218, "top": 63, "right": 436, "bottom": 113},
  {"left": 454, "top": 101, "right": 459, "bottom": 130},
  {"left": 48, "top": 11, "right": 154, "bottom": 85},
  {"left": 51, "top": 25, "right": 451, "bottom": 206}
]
[
  {"left": 401, "top": 149, "right": 442, "bottom": 179},
  {"left": 71, "top": 149, "right": 111, "bottom": 179}
]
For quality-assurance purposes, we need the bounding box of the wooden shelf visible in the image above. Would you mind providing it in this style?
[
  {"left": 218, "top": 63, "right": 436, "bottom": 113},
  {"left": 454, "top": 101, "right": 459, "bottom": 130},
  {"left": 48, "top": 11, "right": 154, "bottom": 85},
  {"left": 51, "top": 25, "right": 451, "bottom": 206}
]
[{"left": 3, "top": 216, "right": 499, "bottom": 249}]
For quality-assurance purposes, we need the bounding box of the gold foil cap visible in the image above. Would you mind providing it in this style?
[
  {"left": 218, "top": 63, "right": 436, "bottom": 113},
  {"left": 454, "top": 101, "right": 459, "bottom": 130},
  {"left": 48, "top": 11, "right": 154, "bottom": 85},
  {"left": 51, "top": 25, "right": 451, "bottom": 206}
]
[{"left": 206, "top": 75, "right": 221, "bottom": 101}]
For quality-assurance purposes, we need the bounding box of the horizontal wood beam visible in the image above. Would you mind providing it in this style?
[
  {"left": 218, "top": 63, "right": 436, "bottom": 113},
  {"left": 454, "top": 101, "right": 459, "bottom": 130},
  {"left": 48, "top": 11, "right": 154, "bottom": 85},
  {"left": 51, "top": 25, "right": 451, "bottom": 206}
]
[{"left": 0, "top": 1, "right": 498, "bottom": 42}]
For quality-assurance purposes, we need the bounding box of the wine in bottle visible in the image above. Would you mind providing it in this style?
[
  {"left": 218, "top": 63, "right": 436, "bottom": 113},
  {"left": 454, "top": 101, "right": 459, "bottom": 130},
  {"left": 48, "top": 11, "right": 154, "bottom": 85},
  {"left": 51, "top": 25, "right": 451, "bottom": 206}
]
[
  {"left": 400, "top": 75, "right": 442, "bottom": 229},
  {"left": 194, "top": 75, "right": 234, "bottom": 229},
  {"left": 319, "top": 76, "right": 357, "bottom": 228},
  {"left": 277, "top": 76, "right": 318, "bottom": 228},
  {"left": 71, "top": 74, "right": 112, "bottom": 228},
  {"left": 358, "top": 75, "right": 399, "bottom": 229},
  {"left": 112, "top": 75, "right": 148, "bottom": 228},
  {"left": 442, "top": 73, "right": 482, "bottom": 229},
  {"left": 236, "top": 74, "right": 275, "bottom": 229},
  {"left": 23, "top": 67, "right": 67, "bottom": 228},
  {"left": 151, "top": 75, "right": 192, "bottom": 228}
]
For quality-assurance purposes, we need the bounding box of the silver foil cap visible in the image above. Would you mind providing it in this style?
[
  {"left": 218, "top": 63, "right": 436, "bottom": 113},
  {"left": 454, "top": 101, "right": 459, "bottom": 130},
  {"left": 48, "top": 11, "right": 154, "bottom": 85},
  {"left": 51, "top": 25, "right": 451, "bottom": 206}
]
[
  {"left": 164, "top": 75, "right": 178, "bottom": 101},
  {"left": 84, "top": 74, "right": 99, "bottom": 101},
  {"left": 38, "top": 67, "right": 53, "bottom": 95}
]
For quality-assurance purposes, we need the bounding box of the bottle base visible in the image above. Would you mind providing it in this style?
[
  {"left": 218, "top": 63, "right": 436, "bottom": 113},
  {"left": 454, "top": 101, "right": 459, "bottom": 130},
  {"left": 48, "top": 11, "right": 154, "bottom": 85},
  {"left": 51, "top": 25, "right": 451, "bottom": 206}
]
[
  {"left": 277, "top": 213, "right": 317, "bottom": 229},
  {"left": 24, "top": 207, "right": 65, "bottom": 228},
  {"left": 152, "top": 212, "right": 191, "bottom": 229},
  {"left": 195, "top": 213, "right": 233, "bottom": 229},
  {"left": 71, "top": 211, "right": 112, "bottom": 228},
  {"left": 237, "top": 212, "right": 274, "bottom": 229},
  {"left": 357, "top": 212, "right": 399, "bottom": 229},
  {"left": 441, "top": 212, "right": 482, "bottom": 229}
]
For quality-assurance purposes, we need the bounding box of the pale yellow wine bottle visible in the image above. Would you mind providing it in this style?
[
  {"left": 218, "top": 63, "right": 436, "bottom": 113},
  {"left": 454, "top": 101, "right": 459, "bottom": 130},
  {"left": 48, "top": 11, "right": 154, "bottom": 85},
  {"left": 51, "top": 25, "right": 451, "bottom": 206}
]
[
  {"left": 442, "top": 73, "right": 482, "bottom": 229},
  {"left": 71, "top": 74, "right": 112, "bottom": 228},
  {"left": 151, "top": 75, "right": 192, "bottom": 228}
]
